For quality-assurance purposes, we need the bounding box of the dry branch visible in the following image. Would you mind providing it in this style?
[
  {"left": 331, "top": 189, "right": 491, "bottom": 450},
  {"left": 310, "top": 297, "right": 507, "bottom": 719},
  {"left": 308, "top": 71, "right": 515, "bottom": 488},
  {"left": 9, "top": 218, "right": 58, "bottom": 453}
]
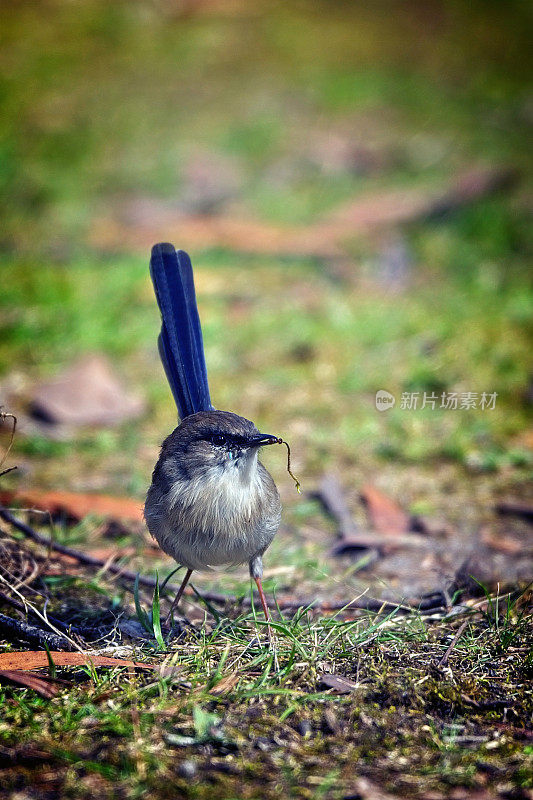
[
  {"left": 438, "top": 619, "right": 468, "bottom": 667},
  {"left": 0, "top": 611, "right": 75, "bottom": 651},
  {"left": 495, "top": 500, "right": 533, "bottom": 522}
]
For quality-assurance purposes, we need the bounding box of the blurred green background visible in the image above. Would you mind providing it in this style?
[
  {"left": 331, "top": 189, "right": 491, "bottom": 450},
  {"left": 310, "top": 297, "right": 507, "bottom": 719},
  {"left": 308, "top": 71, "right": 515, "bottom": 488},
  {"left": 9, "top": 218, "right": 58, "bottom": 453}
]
[{"left": 0, "top": 0, "right": 532, "bottom": 518}]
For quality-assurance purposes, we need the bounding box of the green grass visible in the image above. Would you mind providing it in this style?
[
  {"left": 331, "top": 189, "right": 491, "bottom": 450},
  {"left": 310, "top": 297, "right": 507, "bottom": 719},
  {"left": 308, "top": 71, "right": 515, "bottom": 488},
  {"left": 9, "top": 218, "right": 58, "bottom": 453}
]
[{"left": 0, "top": 583, "right": 531, "bottom": 799}]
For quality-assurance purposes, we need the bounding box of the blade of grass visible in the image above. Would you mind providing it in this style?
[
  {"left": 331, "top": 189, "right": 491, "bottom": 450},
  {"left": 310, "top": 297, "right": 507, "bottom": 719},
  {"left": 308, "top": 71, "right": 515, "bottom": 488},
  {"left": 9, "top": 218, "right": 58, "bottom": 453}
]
[
  {"left": 160, "top": 565, "right": 183, "bottom": 596},
  {"left": 44, "top": 643, "right": 56, "bottom": 679},
  {"left": 152, "top": 573, "right": 166, "bottom": 651}
]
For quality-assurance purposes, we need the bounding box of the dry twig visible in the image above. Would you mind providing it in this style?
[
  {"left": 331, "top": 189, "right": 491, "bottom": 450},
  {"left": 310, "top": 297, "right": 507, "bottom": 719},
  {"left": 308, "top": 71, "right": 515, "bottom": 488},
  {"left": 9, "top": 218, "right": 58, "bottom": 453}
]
[
  {"left": 438, "top": 619, "right": 469, "bottom": 667},
  {"left": 0, "top": 611, "right": 75, "bottom": 651}
]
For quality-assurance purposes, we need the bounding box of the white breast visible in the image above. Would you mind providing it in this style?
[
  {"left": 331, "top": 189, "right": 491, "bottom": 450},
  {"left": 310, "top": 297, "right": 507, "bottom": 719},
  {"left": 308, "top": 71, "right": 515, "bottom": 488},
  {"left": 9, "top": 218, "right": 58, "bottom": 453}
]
[{"left": 156, "top": 451, "right": 270, "bottom": 570}]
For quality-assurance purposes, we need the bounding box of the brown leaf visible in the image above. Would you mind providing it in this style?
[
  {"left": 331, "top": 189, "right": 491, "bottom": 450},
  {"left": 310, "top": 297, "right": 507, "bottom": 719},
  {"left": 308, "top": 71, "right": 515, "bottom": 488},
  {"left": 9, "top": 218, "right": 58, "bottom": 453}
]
[
  {"left": 46, "top": 546, "right": 138, "bottom": 567},
  {"left": 81, "top": 546, "right": 137, "bottom": 561},
  {"left": 209, "top": 672, "right": 240, "bottom": 695},
  {"left": 0, "top": 669, "right": 63, "bottom": 698},
  {"left": 324, "top": 166, "right": 517, "bottom": 231},
  {"left": 159, "top": 661, "right": 183, "bottom": 680},
  {"left": 318, "top": 673, "right": 359, "bottom": 693},
  {"left": 317, "top": 473, "right": 359, "bottom": 540},
  {"left": 481, "top": 528, "right": 523, "bottom": 555},
  {"left": 30, "top": 354, "right": 145, "bottom": 427},
  {"left": 0, "top": 651, "right": 155, "bottom": 671},
  {"left": 360, "top": 485, "right": 410, "bottom": 534},
  {"left": 0, "top": 489, "right": 143, "bottom": 523}
]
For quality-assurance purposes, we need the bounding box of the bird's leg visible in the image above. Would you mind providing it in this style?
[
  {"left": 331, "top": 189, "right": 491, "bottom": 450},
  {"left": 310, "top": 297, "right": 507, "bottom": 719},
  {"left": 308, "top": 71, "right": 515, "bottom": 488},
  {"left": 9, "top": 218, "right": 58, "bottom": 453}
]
[
  {"left": 254, "top": 576, "right": 273, "bottom": 637},
  {"left": 250, "top": 555, "right": 272, "bottom": 640},
  {"left": 165, "top": 567, "right": 193, "bottom": 624}
]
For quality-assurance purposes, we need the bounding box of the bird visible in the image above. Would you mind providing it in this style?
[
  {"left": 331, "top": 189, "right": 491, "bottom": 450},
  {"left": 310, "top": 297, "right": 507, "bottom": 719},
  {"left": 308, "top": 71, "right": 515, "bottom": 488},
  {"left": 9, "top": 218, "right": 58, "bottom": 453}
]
[{"left": 144, "top": 243, "right": 283, "bottom": 630}]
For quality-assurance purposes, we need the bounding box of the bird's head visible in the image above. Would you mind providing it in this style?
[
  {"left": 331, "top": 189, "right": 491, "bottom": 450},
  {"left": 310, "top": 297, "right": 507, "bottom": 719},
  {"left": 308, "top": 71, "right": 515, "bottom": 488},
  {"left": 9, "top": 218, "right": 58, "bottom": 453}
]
[{"left": 164, "top": 410, "right": 279, "bottom": 479}]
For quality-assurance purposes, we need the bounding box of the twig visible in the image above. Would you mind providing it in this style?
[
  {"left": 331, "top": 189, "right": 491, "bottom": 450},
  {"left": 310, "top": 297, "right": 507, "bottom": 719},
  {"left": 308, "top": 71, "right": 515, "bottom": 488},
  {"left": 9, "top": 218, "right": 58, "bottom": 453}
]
[
  {"left": 259, "top": 595, "right": 414, "bottom": 614},
  {"left": 438, "top": 620, "right": 468, "bottom": 667},
  {"left": 0, "top": 505, "right": 154, "bottom": 584},
  {"left": 495, "top": 500, "right": 533, "bottom": 523},
  {"left": 0, "top": 588, "right": 117, "bottom": 643},
  {"left": 0, "top": 571, "right": 83, "bottom": 652},
  {"left": 0, "top": 611, "right": 75, "bottom": 651}
]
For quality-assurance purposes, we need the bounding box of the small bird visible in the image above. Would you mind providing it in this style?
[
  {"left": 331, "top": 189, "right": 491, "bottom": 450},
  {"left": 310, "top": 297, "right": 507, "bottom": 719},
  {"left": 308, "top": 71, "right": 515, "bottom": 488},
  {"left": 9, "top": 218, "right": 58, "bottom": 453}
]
[{"left": 144, "top": 243, "right": 282, "bottom": 628}]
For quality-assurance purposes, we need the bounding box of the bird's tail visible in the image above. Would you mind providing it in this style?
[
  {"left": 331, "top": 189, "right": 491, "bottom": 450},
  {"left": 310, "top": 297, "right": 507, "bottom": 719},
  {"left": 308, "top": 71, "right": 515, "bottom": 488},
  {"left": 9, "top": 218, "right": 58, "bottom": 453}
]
[{"left": 149, "top": 243, "right": 212, "bottom": 419}]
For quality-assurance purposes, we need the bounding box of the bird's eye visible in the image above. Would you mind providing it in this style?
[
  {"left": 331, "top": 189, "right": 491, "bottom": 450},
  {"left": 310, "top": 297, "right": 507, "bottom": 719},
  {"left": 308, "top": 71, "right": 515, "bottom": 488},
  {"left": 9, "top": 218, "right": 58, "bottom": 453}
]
[{"left": 211, "top": 434, "right": 226, "bottom": 446}]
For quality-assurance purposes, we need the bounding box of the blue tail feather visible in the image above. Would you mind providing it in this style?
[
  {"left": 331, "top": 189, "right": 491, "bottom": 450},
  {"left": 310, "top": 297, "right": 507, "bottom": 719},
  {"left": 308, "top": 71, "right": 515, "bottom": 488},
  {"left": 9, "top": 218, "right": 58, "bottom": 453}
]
[{"left": 150, "top": 243, "right": 212, "bottom": 419}]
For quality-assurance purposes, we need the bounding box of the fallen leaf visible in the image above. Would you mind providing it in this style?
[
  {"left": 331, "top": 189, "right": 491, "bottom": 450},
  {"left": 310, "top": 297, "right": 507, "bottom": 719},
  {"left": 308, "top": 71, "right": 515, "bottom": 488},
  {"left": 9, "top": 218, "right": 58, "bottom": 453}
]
[
  {"left": 317, "top": 473, "right": 359, "bottom": 540},
  {"left": 159, "top": 661, "right": 184, "bottom": 680},
  {"left": 360, "top": 485, "right": 410, "bottom": 534},
  {"left": 0, "top": 489, "right": 143, "bottom": 523},
  {"left": 89, "top": 213, "right": 341, "bottom": 260},
  {"left": 0, "top": 669, "right": 64, "bottom": 698},
  {"left": 318, "top": 673, "right": 359, "bottom": 693},
  {"left": 0, "top": 651, "right": 155, "bottom": 671},
  {"left": 481, "top": 528, "right": 523, "bottom": 555},
  {"left": 209, "top": 672, "right": 240, "bottom": 695},
  {"left": 324, "top": 166, "right": 516, "bottom": 231},
  {"left": 82, "top": 546, "right": 137, "bottom": 561},
  {"left": 30, "top": 354, "right": 145, "bottom": 427}
]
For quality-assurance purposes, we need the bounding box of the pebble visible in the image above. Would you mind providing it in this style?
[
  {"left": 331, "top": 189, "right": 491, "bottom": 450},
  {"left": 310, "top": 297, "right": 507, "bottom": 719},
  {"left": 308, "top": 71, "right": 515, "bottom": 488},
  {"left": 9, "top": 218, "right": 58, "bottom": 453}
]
[
  {"left": 178, "top": 760, "right": 197, "bottom": 779},
  {"left": 297, "top": 719, "right": 312, "bottom": 737},
  {"left": 254, "top": 736, "right": 271, "bottom": 752}
]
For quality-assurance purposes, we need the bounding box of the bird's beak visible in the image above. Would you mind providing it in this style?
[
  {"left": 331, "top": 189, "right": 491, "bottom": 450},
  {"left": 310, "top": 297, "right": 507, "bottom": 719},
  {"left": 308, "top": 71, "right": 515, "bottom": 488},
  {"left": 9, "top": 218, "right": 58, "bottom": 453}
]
[{"left": 247, "top": 433, "right": 280, "bottom": 449}]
